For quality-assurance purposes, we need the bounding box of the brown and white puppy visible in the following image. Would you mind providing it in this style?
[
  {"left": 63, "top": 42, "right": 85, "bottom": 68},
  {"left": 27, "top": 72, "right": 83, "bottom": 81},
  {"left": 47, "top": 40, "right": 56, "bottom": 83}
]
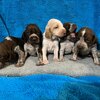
[
  {"left": 71, "top": 27, "right": 100, "bottom": 65},
  {"left": 0, "top": 36, "right": 25, "bottom": 68},
  {"left": 59, "top": 22, "right": 77, "bottom": 61},
  {"left": 22, "top": 24, "right": 43, "bottom": 65},
  {"left": 42, "top": 18, "right": 66, "bottom": 64}
]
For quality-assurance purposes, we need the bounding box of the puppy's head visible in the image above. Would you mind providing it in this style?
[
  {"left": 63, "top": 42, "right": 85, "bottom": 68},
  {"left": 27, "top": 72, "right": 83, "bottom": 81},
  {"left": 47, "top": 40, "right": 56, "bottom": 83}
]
[
  {"left": 63, "top": 23, "right": 77, "bottom": 42},
  {"left": 22, "top": 24, "right": 42, "bottom": 43},
  {"left": 45, "top": 19, "right": 66, "bottom": 39},
  {"left": 64, "top": 23, "right": 77, "bottom": 34},
  {"left": 77, "top": 27, "right": 97, "bottom": 48}
]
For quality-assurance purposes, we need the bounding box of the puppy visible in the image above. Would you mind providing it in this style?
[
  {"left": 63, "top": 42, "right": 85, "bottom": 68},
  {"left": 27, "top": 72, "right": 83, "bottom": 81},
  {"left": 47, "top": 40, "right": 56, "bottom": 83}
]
[
  {"left": 22, "top": 24, "right": 43, "bottom": 65},
  {"left": 59, "top": 22, "right": 77, "bottom": 61},
  {"left": 0, "top": 36, "right": 25, "bottom": 68},
  {"left": 42, "top": 18, "right": 66, "bottom": 64},
  {"left": 71, "top": 27, "right": 100, "bottom": 65}
]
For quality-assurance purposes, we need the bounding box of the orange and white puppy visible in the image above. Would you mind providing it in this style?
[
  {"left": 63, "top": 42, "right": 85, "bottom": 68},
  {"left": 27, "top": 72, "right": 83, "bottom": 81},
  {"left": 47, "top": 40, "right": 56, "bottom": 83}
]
[{"left": 42, "top": 18, "right": 66, "bottom": 64}]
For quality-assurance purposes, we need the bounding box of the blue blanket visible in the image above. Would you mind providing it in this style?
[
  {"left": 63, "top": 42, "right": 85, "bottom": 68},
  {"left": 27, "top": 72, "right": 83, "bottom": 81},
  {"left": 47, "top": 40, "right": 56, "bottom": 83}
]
[{"left": 0, "top": 74, "right": 100, "bottom": 100}]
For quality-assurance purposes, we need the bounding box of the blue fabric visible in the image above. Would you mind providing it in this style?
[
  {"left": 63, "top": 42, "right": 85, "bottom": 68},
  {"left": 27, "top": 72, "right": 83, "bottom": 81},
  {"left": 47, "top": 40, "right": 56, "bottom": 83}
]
[
  {"left": 0, "top": 1, "right": 100, "bottom": 99},
  {"left": 0, "top": 0, "right": 100, "bottom": 42},
  {"left": 0, "top": 74, "right": 100, "bottom": 100}
]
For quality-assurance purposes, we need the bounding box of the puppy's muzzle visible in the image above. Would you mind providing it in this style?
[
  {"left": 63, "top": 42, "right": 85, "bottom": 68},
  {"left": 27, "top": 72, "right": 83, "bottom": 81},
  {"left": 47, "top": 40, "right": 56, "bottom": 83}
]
[
  {"left": 69, "top": 33, "right": 76, "bottom": 42},
  {"left": 77, "top": 37, "right": 88, "bottom": 49},
  {"left": 59, "top": 28, "right": 66, "bottom": 37},
  {"left": 70, "top": 33, "right": 76, "bottom": 38},
  {"left": 29, "top": 34, "right": 39, "bottom": 44},
  {"left": 62, "top": 28, "right": 66, "bottom": 35}
]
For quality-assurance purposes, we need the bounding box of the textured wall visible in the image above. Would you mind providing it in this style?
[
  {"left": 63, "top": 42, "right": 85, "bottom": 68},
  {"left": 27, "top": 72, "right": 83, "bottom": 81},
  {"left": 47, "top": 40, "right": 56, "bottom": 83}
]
[{"left": 0, "top": 0, "right": 100, "bottom": 42}]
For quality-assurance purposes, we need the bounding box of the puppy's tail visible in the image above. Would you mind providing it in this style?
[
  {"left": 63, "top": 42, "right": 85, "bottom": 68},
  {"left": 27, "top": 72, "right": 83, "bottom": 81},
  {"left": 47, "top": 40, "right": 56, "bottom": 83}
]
[{"left": 0, "top": 14, "right": 10, "bottom": 37}]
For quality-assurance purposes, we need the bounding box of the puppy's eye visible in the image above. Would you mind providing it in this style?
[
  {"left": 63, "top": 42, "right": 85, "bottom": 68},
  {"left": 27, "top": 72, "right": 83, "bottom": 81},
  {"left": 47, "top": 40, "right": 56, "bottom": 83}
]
[
  {"left": 54, "top": 26, "right": 58, "bottom": 29},
  {"left": 86, "top": 40, "right": 90, "bottom": 43}
]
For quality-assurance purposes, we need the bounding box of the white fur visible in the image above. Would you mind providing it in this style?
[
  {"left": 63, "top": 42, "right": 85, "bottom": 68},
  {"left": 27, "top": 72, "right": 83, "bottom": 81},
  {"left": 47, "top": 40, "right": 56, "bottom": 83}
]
[
  {"left": 60, "top": 40, "right": 74, "bottom": 61},
  {"left": 29, "top": 33, "right": 38, "bottom": 38},
  {"left": 82, "top": 29, "right": 86, "bottom": 36},
  {"left": 42, "top": 34, "right": 59, "bottom": 64},
  {"left": 24, "top": 43, "right": 35, "bottom": 56},
  {"left": 69, "top": 23, "right": 73, "bottom": 32},
  {"left": 5, "top": 36, "right": 12, "bottom": 41}
]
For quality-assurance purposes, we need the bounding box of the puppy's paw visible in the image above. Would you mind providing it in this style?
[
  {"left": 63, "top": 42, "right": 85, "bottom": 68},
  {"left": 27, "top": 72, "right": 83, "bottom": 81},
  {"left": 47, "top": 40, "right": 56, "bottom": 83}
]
[
  {"left": 94, "top": 62, "right": 100, "bottom": 66},
  {"left": 53, "top": 58, "right": 59, "bottom": 62},
  {"left": 15, "top": 62, "right": 24, "bottom": 67},
  {"left": 43, "top": 60, "right": 49, "bottom": 64},
  {"left": 36, "top": 60, "right": 45, "bottom": 66},
  {"left": 70, "top": 58, "right": 77, "bottom": 61},
  {"left": 36, "top": 62, "right": 45, "bottom": 66},
  {"left": 59, "top": 58, "right": 65, "bottom": 62}
]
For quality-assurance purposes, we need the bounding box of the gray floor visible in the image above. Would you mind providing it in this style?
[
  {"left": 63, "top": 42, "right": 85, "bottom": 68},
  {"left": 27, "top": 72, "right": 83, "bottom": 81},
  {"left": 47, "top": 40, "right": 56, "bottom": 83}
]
[{"left": 0, "top": 54, "right": 100, "bottom": 77}]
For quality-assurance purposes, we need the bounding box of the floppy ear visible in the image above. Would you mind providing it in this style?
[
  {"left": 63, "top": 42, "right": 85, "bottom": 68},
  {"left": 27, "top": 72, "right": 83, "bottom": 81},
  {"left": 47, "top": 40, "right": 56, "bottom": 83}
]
[
  {"left": 63, "top": 23, "right": 70, "bottom": 30},
  {"left": 92, "top": 34, "right": 97, "bottom": 44},
  {"left": 22, "top": 30, "right": 29, "bottom": 43},
  {"left": 73, "top": 24, "right": 77, "bottom": 32},
  {"left": 45, "top": 26, "right": 52, "bottom": 39}
]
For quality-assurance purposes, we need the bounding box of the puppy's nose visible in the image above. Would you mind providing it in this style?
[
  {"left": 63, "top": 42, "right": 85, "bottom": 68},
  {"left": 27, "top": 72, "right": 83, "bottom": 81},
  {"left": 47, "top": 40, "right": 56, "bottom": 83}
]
[
  {"left": 62, "top": 28, "right": 66, "bottom": 36},
  {"left": 29, "top": 36, "right": 37, "bottom": 42},
  {"left": 80, "top": 37, "right": 84, "bottom": 41},
  {"left": 63, "top": 32, "right": 66, "bottom": 36},
  {"left": 33, "top": 37, "right": 37, "bottom": 40},
  {"left": 62, "top": 28, "right": 66, "bottom": 33}
]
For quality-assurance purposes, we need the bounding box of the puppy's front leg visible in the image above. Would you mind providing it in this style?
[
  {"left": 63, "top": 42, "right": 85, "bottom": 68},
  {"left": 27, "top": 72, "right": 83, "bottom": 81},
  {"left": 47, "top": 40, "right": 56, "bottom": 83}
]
[
  {"left": 91, "top": 46, "right": 100, "bottom": 65},
  {"left": 59, "top": 43, "right": 65, "bottom": 61},
  {"left": 54, "top": 47, "right": 59, "bottom": 62},
  {"left": 36, "top": 48, "right": 44, "bottom": 66},
  {"left": 14, "top": 46, "right": 26, "bottom": 67},
  {"left": 53, "top": 41, "right": 59, "bottom": 62},
  {"left": 42, "top": 46, "right": 49, "bottom": 64},
  {"left": 70, "top": 46, "right": 78, "bottom": 61}
]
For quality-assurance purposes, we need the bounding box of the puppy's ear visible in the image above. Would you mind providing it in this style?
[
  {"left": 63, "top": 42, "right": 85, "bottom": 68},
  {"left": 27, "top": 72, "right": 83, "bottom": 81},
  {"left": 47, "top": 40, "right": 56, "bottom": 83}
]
[
  {"left": 45, "top": 27, "right": 52, "bottom": 39},
  {"left": 73, "top": 24, "right": 77, "bottom": 32},
  {"left": 63, "top": 23, "right": 70, "bottom": 30},
  {"left": 22, "top": 31, "right": 29, "bottom": 43},
  {"left": 92, "top": 35, "right": 97, "bottom": 44}
]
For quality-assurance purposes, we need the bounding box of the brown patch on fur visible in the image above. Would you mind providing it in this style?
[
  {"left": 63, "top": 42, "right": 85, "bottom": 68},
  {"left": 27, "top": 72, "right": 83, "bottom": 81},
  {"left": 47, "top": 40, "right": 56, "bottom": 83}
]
[
  {"left": 45, "top": 27, "right": 52, "bottom": 39},
  {"left": 77, "top": 27, "right": 97, "bottom": 46}
]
